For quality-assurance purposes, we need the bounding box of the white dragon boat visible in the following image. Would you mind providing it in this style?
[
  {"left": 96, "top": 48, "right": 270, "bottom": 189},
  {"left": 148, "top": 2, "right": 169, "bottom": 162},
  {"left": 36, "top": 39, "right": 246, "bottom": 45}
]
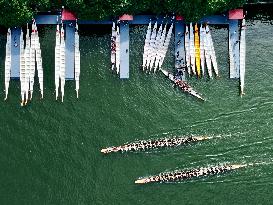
[
  {"left": 142, "top": 21, "right": 152, "bottom": 70},
  {"left": 20, "top": 29, "right": 26, "bottom": 106},
  {"left": 149, "top": 23, "right": 162, "bottom": 71},
  {"left": 206, "top": 25, "right": 219, "bottom": 77},
  {"left": 34, "top": 21, "right": 44, "bottom": 99},
  {"left": 111, "top": 22, "right": 116, "bottom": 71},
  {"left": 189, "top": 23, "right": 196, "bottom": 75},
  {"left": 4, "top": 28, "right": 11, "bottom": 100},
  {"left": 184, "top": 25, "right": 191, "bottom": 75},
  {"left": 115, "top": 25, "right": 120, "bottom": 74},
  {"left": 158, "top": 24, "right": 173, "bottom": 70},
  {"left": 200, "top": 25, "right": 206, "bottom": 77},
  {"left": 55, "top": 24, "right": 61, "bottom": 100},
  {"left": 154, "top": 24, "right": 167, "bottom": 71},
  {"left": 204, "top": 25, "right": 213, "bottom": 78},
  {"left": 60, "top": 24, "right": 66, "bottom": 102},
  {"left": 24, "top": 25, "right": 31, "bottom": 105},
  {"left": 146, "top": 22, "right": 157, "bottom": 72},
  {"left": 29, "top": 21, "right": 36, "bottom": 100}
]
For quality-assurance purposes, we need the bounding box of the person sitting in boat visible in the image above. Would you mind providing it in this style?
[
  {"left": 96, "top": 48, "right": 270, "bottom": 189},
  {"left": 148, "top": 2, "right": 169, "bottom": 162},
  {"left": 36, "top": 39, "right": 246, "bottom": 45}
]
[
  {"left": 112, "top": 147, "right": 119, "bottom": 152},
  {"left": 154, "top": 176, "right": 160, "bottom": 181},
  {"left": 175, "top": 172, "right": 183, "bottom": 179},
  {"left": 186, "top": 136, "right": 194, "bottom": 143},
  {"left": 111, "top": 43, "right": 116, "bottom": 52},
  {"left": 139, "top": 141, "right": 145, "bottom": 150},
  {"left": 181, "top": 172, "right": 187, "bottom": 179}
]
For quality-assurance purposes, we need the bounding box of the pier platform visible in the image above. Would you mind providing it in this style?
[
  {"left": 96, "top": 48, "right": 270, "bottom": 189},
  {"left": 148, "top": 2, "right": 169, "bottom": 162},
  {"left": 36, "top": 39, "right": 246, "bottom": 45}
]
[
  {"left": 174, "top": 16, "right": 186, "bottom": 80},
  {"left": 64, "top": 21, "right": 76, "bottom": 79},
  {"left": 8, "top": 10, "right": 244, "bottom": 80},
  {"left": 119, "top": 21, "right": 130, "bottom": 79},
  {"left": 10, "top": 28, "right": 21, "bottom": 79}
]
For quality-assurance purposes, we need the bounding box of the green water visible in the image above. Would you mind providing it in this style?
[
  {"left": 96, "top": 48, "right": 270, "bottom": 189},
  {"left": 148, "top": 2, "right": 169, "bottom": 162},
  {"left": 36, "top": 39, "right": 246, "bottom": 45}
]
[{"left": 1, "top": 19, "right": 273, "bottom": 204}]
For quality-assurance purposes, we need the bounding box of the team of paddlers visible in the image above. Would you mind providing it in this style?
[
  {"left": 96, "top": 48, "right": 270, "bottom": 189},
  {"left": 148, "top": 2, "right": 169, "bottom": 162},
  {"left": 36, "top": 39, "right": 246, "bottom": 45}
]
[{"left": 101, "top": 136, "right": 208, "bottom": 154}]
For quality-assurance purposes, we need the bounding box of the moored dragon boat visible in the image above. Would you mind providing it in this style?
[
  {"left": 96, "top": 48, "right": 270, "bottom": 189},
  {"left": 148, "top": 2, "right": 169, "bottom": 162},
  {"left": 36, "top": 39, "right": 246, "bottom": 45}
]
[
  {"left": 111, "top": 22, "right": 116, "bottom": 71},
  {"left": 101, "top": 135, "right": 208, "bottom": 154},
  {"left": 189, "top": 23, "right": 196, "bottom": 75},
  {"left": 60, "top": 24, "right": 66, "bottom": 102},
  {"left": 29, "top": 21, "right": 36, "bottom": 100},
  {"left": 206, "top": 25, "right": 219, "bottom": 77},
  {"left": 194, "top": 24, "right": 201, "bottom": 77},
  {"left": 4, "top": 28, "right": 11, "bottom": 101},
  {"left": 20, "top": 29, "right": 26, "bottom": 105},
  {"left": 204, "top": 25, "right": 213, "bottom": 78},
  {"left": 154, "top": 24, "right": 167, "bottom": 71},
  {"left": 149, "top": 23, "right": 162, "bottom": 72},
  {"left": 115, "top": 25, "right": 120, "bottom": 74},
  {"left": 184, "top": 25, "right": 191, "bottom": 75},
  {"left": 135, "top": 164, "right": 247, "bottom": 184},
  {"left": 75, "top": 22, "right": 80, "bottom": 98},
  {"left": 55, "top": 24, "right": 61, "bottom": 100},
  {"left": 142, "top": 21, "right": 152, "bottom": 69},
  {"left": 34, "top": 21, "right": 44, "bottom": 99},
  {"left": 200, "top": 25, "right": 205, "bottom": 77},
  {"left": 24, "top": 24, "right": 31, "bottom": 105},
  {"left": 160, "top": 69, "right": 205, "bottom": 101},
  {"left": 147, "top": 22, "right": 157, "bottom": 72},
  {"left": 158, "top": 23, "right": 173, "bottom": 70}
]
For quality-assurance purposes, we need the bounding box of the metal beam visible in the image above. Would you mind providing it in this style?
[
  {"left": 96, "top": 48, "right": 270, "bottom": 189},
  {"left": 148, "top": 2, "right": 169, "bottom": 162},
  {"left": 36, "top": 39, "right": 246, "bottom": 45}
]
[
  {"left": 119, "top": 21, "right": 130, "bottom": 79},
  {"left": 10, "top": 28, "right": 21, "bottom": 79}
]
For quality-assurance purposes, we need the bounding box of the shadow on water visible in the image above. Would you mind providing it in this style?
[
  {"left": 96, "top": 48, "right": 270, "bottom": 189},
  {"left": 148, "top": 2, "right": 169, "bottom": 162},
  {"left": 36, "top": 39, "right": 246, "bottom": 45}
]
[{"left": 245, "top": 2, "right": 273, "bottom": 22}]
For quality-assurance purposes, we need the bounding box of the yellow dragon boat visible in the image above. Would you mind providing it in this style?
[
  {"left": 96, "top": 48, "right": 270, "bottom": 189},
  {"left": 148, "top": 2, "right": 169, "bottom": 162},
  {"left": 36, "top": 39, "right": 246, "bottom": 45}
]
[{"left": 194, "top": 24, "right": 201, "bottom": 77}]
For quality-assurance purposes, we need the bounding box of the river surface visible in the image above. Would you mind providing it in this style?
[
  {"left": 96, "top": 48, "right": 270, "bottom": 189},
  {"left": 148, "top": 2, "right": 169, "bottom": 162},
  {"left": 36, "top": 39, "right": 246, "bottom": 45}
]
[{"left": 1, "top": 13, "right": 273, "bottom": 205}]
